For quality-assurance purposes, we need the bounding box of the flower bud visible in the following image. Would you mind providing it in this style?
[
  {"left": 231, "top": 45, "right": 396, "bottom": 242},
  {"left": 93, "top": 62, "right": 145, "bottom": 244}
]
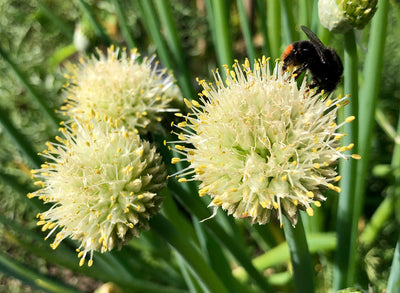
[{"left": 319, "top": 0, "right": 377, "bottom": 33}]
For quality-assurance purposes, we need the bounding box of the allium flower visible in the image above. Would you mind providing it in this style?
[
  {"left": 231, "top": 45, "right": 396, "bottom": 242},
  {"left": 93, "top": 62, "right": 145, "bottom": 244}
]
[
  {"left": 62, "top": 46, "right": 181, "bottom": 134},
  {"left": 170, "top": 57, "right": 360, "bottom": 226},
  {"left": 28, "top": 114, "right": 166, "bottom": 266},
  {"left": 319, "top": 0, "right": 377, "bottom": 33}
]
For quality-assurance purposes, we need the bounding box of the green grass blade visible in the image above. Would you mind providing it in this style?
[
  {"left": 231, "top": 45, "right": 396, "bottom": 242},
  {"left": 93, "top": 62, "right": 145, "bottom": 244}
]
[
  {"left": 111, "top": 0, "right": 137, "bottom": 49},
  {"left": 0, "top": 106, "right": 42, "bottom": 168},
  {"left": 150, "top": 214, "right": 229, "bottom": 293},
  {"left": 168, "top": 180, "right": 274, "bottom": 293},
  {"left": 154, "top": 0, "right": 195, "bottom": 98},
  {"left": 283, "top": 215, "right": 314, "bottom": 293},
  {"left": 387, "top": 233, "right": 400, "bottom": 293},
  {"left": 0, "top": 252, "right": 82, "bottom": 293},
  {"left": 175, "top": 252, "right": 203, "bottom": 293},
  {"left": 255, "top": 0, "right": 271, "bottom": 55},
  {"left": 136, "top": 0, "right": 193, "bottom": 98},
  {"left": 236, "top": 0, "right": 256, "bottom": 63},
  {"left": 161, "top": 190, "right": 198, "bottom": 241},
  {"left": 37, "top": 1, "right": 74, "bottom": 39},
  {"left": 76, "top": 0, "right": 111, "bottom": 46},
  {"left": 194, "top": 220, "right": 242, "bottom": 293},
  {"left": 0, "top": 44, "right": 60, "bottom": 131},
  {"left": 135, "top": 0, "right": 171, "bottom": 67}
]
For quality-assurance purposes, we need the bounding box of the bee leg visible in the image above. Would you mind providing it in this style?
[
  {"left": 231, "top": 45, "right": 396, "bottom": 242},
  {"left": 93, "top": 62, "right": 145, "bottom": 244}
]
[
  {"left": 304, "top": 81, "right": 320, "bottom": 97},
  {"left": 292, "top": 65, "right": 307, "bottom": 80}
]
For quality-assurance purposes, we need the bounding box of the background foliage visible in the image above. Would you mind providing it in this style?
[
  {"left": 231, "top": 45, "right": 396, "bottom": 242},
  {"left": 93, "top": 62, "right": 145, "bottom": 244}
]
[{"left": 0, "top": 0, "right": 399, "bottom": 292}]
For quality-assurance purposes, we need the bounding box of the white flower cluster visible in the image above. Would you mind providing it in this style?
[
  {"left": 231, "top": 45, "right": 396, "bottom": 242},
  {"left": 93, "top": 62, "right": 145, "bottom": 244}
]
[
  {"left": 29, "top": 47, "right": 177, "bottom": 266},
  {"left": 170, "top": 57, "right": 360, "bottom": 226}
]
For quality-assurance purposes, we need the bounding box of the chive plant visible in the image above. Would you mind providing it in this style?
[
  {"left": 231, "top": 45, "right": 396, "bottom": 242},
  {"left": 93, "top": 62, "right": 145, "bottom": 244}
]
[{"left": 0, "top": 1, "right": 398, "bottom": 292}]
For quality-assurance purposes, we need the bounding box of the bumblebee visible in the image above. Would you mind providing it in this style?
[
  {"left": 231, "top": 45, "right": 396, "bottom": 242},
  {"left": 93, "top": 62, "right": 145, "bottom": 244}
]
[{"left": 281, "top": 26, "right": 343, "bottom": 94}]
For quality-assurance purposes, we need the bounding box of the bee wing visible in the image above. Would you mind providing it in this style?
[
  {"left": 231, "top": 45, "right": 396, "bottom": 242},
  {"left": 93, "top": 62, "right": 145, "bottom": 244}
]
[{"left": 301, "top": 25, "right": 327, "bottom": 64}]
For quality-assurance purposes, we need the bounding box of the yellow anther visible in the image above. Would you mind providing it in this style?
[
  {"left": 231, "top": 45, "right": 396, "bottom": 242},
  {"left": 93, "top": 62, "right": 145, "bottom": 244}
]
[
  {"left": 199, "top": 187, "right": 209, "bottom": 197},
  {"left": 175, "top": 145, "right": 185, "bottom": 151},
  {"left": 306, "top": 207, "right": 314, "bottom": 216},
  {"left": 192, "top": 100, "right": 201, "bottom": 107},
  {"left": 171, "top": 158, "right": 181, "bottom": 164},
  {"left": 184, "top": 98, "right": 192, "bottom": 108}
]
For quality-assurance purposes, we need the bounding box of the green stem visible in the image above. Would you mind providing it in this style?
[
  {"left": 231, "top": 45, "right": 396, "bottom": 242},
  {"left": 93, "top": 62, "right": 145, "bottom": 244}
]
[
  {"left": 111, "top": 0, "right": 137, "bottom": 49},
  {"left": 349, "top": 0, "right": 389, "bottom": 286},
  {"left": 236, "top": 0, "right": 256, "bottom": 63},
  {"left": 211, "top": 0, "right": 233, "bottom": 68},
  {"left": 376, "top": 108, "right": 398, "bottom": 142},
  {"left": 359, "top": 187, "right": 396, "bottom": 246},
  {"left": 283, "top": 215, "right": 314, "bottom": 293},
  {"left": 255, "top": 0, "right": 271, "bottom": 55},
  {"left": 266, "top": 0, "right": 281, "bottom": 59},
  {"left": 333, "top": 29, "right": 359, "bottom": 290},
  {"left": 154, "top": 0, "right": 195, "bottom": 98},
  {"left": 233, "top": 232, "right": 336, "bottom": 282},
  {"left": 150, "top": 214, "right": 229, "bottom": 293},
  {"left": 281, "top": 0, "right": 298, "bottom": 44},
  {"left": 360, "top": 96, "right": 400, "bottom": 246},
  {"left": 298, "top": 0, "right": 312, "bottom": 27},
  {"left": 387, "top": 233, "right": 400, "bottom": 293}
]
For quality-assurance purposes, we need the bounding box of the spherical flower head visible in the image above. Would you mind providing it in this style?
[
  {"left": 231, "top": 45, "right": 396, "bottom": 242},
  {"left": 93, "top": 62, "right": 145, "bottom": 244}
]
[
  {"left": 28, "top": 114, "right": 166, "bottom": 266},
  {"left": 62, "top": 46, "right": 181, "bottom": 134},
  {"left": 319, "top": 0, "right": 377, "bottom": 33},
  {"left": 171, "top": 57, "right": 360, "bottom": 227}
]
